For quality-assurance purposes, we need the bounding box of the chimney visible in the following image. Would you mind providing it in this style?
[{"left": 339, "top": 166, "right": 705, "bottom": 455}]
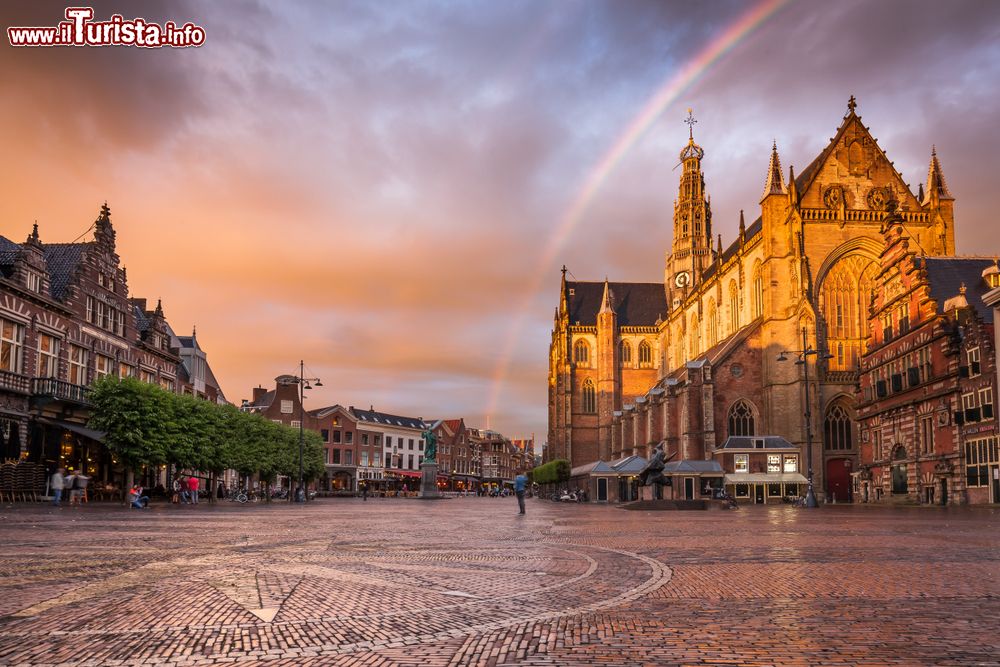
[{"left": 252, "top": 386, "right": 267, "bottom": 403}]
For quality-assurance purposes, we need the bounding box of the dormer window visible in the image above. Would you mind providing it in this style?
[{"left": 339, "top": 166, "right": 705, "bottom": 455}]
[{"left": 26, "top": 271, "right": 41, "bottom": 294}]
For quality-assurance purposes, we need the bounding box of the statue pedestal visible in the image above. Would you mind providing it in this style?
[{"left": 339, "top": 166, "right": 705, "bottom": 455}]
[{"left": 419, "top": 462, "right": 441, "bottom": 499}]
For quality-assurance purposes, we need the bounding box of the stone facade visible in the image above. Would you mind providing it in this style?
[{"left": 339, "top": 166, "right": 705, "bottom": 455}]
[{"left": 548, "top": 99, "right": 958, "bottom": 501}]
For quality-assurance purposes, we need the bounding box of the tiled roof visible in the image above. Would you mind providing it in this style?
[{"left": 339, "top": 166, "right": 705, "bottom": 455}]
[
  {"left": 132, "top": 304, "right": 151, "bottom": 333},
  {"left": 611, "top": 455, "right": 648, "bottom": 474},
  {"left": 0, "top": 237, "right": 20, "bottom": 273},
  {"left": 204, "top": 362, "right": 226, "bottom": 400},
  {"left": 247, "top": 390, "right": 275, "bottom": 409},
  {"left": 700, "top": 216, "right": 762, "bottom": 281},
  {"left": 566, "top": 281, "right": 666, "bottom": 326},
  {"left": 719, "top": 436, "right": 796, "bottom": 450},
  {"left": 663, "top": 460, "right": 724, "bottom": 474},
  {"left": 350, "top": 407, "right": 425, "bottom": 430},
  {"left": 923, "top": 257, "right": 996, "bottom": 324},
  {"left": 176, "top": 336, "right": 197, "bottom": 348},
  {"left": 43, "top": 242, "right": 89, "bottom": 300}
]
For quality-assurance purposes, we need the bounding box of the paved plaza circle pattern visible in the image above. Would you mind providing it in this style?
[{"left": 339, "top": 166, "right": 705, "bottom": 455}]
[{"left": 0, "top": 499, "right": 998, "bottom": 666}]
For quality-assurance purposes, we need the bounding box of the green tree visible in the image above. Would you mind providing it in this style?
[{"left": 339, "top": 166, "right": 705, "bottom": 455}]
[{"left": 88, "top": 376, "right": 169, "bottom": 485}]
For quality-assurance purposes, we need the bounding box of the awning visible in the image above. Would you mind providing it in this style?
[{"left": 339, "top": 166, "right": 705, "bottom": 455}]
[
  {"left": 385, "top": 470, "right": 421, "bottom": 479},
  {"left": 35, "top": 417, "right": 105, "bottom": 442},
  {"left": 724, "top": 472, "right": 808, "bottom": 484}
]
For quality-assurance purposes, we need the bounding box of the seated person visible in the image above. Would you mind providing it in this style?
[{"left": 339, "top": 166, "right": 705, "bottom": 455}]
[{"left": 128, "top": 484, "right": 149, "bottom": 509}]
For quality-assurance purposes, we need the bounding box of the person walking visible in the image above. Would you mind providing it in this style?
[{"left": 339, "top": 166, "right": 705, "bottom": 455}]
[
  {"left": 70, "top": 470, "right": 89, "bottom": 505},
  {"left": 187, "top": 475, "right": 200, "bottom": 505},
  {"left": 514, "top": 473, "right": 528, "bottom": 515},
  {"left": 50, "top": 468, "right": 65, "bottom": 506},
  {"left": 360, "top": 481, "right": 368, "bottom": 501},
  {"left": 171, "top": 476, "right": 181, "bottom": 504}
]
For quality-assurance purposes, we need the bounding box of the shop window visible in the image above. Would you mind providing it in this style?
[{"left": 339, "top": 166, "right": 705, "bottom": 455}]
[
  {"left": 767, "top": 483, "right": 782, "bottom": 497},
  {"left": 767, "top": 454, "right": 781, "bottom": 473},
  {"left": 734, "top": 454, "right": 749, "bottom": 473},
  {"left": 783, "top": 455, "right": 798, "bottom": 473},
  {"left": 735, "top": 483, "right": 750, "bottom": 498}
]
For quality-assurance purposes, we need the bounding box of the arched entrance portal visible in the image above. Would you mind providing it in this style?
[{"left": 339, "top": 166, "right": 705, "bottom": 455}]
[{"left": 826, "top": 458, "right": 852, "bottom": 503}]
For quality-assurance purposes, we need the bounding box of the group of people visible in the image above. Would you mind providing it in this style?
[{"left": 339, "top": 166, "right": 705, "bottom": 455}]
[
  {"left": 170, "top": 474, "right": 202, "bottom": 504},
  {"left": 49, "top": 468, "right": 90, "bottom": 506}
]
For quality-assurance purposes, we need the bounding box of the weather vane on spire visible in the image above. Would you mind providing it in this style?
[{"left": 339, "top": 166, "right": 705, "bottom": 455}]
[{"left": 684, "top": 108, "right": 697, "bottom": 140}]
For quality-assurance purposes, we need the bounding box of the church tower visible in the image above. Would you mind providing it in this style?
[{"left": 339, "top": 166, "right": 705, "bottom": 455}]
[
  {"left": 596, "top": 279, "right": 618, "bottom": 460},
  {"left": 666, "top": 110, "right": 713, "bottom": 303}
]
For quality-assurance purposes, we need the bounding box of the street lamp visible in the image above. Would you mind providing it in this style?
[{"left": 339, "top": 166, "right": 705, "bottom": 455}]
[
  {"left": 295, "top": 360, "right": 322, "bottom": 503},
  {"left": 777, "top": 328, "right": 833, "bottom": 509}
]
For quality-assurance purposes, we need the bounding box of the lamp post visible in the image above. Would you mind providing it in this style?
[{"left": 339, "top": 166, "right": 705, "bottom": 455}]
[
  {"left": 777, "top": 328, "right": 833, "bottom": 509},
  {"left": 295, "top": 360, "right": 322, "bottom": 503}
]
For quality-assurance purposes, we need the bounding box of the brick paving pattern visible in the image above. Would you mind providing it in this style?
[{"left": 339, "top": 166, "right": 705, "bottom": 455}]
[{"left": 0, "top": 499, "right": 998, "bottom": 666}]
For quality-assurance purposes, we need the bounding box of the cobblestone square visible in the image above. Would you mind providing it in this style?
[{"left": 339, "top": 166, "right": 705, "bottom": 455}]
[{"left": 0, "top": 499, "right": 998, "bottom": 666}]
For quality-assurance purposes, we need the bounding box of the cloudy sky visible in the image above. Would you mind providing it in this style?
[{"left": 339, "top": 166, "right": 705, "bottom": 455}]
[{"left": 2, "top": 0, "right": 999, "bottom": 441}]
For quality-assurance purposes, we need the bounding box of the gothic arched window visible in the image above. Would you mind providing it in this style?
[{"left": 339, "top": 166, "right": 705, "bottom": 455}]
[
  {"left": 582, "top": 379, "right": 596, "bottom": 414},
  {"left": 689, "top": 314, "right": 700, "bottom": 358},
  {"left": 620, "top": 341, "right": 632, "bottom": 365},
  {"left": 823, "top": 402, "right": 853, "bottom": 451},
  {"left": 574, "top": 340, "right": 590, "bottom": 366},
  {"left": 639, "top": 341, "right": 653, "bottom": 368},
  {"left": 820, "top": 253, "right": 878, "bottom": 372},
  {"left": 729, "top": 281, "right": 740, "bottom": 334},
  {"left": 708, "top": 300, "right": 718, "bottom": 347},
  {"left": 638, "top": 341, "right": 652, "bottom": 368},
  {"left": 752, "top": 263, "right": 764, "bottom": 319},
  {"left": 728, "top": 400, "right": 756, "bottom": 437}
]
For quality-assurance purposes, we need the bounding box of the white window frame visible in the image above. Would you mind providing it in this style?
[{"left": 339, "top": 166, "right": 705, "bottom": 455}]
[
  {"left": 68, "top": 345, "right": 88, "bottom": 385},
  {"left": 36, "top": 333, "right": 60, "bottom": 378},
  {"left": 1, "top": 319, "right": 25, "bottom": 373},
  {"left": 734, "top": 454, "right": 749, "bottom": 473},
  {"left": 95, "top": 354, "right": 113, "bottom": 379}
]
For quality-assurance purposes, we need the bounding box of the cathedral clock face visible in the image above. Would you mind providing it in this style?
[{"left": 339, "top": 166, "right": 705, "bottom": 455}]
[{"left": 674, "top": 271, "right": 690, "bottom": 288}]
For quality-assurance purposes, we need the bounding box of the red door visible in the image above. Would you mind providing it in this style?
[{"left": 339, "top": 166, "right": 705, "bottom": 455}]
[{"left": 826, "top": 458, "right": 851, "bottom": 503}]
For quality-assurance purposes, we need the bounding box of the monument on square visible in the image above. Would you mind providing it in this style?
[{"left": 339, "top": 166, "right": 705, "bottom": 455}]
[{"left": 419, "top": 419, "right": 444, "bottom": 499}]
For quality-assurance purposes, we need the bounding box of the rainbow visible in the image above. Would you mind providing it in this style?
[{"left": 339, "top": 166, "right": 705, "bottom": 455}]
[{"left": 484, "top": 0, "right": 791, "bottom": 425}]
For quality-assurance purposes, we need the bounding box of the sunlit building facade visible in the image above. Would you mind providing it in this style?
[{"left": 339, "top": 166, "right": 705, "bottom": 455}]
[{"left": 548, "top": 99, "right": 958, "bottom": 500}]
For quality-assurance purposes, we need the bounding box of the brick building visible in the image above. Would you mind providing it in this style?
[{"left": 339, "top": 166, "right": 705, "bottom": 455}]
[
  {"left": 855, "top": 212, "right": 997, "bottom": 504},
  {"left": 312, "top": 405, "right": 357, "bottom": 492},
  {"left": 550, "top": 99, "right": 961, "bottom": 501},
  {"left": 0, "top": 206, "right": 217, "bottom": 487}
]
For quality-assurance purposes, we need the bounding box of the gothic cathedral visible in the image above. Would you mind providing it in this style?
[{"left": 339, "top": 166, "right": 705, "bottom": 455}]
[{"left": 547, "top": 98, "right": 956, "bottom": 499}]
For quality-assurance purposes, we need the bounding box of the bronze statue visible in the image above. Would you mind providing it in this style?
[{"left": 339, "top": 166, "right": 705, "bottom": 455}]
[
  {"left": 638, "top": 444, "right": 674, "bottom": 486},
  {"left": 421, "top": 423, "right": 440, "bottom": 463}
]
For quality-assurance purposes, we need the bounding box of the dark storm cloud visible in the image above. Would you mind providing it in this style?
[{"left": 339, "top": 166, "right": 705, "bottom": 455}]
[
  {"left": 2, "top": 0, "right": 998, "bottom": 439},
  {"left": 0, "top": 1, "right": 208, "bottom": 151}
]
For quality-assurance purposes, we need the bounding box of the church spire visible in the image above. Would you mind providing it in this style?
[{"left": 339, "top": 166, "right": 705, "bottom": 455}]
[
  {"left": 923, "top": 145, "right": 954, "bottom": 205},
  {"left": 760, "top": 141, "right": 786, "bottom": 202},
  {"left": 599, "top": 278, "right": 615, "bottom": 314},
  {"left": 667, "top": 109, "right": 711, "bottom": 292}
]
